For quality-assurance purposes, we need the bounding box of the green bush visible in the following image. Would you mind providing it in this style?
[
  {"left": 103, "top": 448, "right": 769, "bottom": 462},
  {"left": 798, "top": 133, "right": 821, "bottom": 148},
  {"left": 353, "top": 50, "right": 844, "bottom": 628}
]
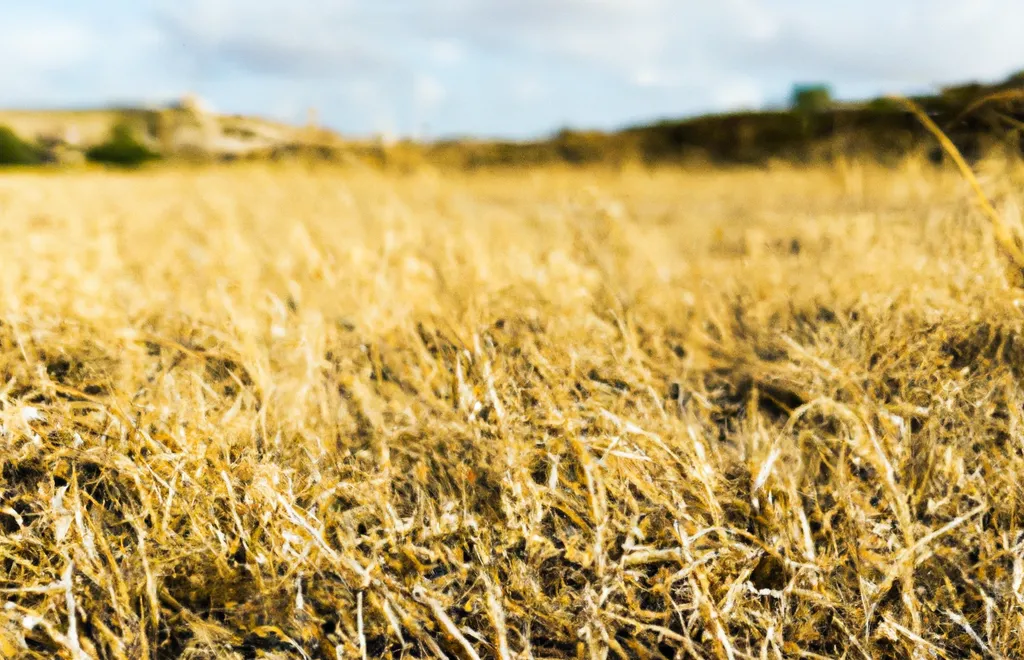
[
  {"left": 0, "top": 126, "right": 42, "bottom": 165},
  {"left": 86, "top": 122, "right": 160, "bottom": 167},
  {"left": 791, "top": 84, "right": 833, "bottom": 114},
  {"left": 866, "top": 97, "right": 902, "bottom": 113}
]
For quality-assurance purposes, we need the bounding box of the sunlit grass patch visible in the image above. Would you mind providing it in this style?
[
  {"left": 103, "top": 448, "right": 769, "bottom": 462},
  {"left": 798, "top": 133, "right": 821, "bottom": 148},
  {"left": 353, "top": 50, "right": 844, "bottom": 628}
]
[{"left": 0, "top": 160, "right": 1022, "bottom": 657}]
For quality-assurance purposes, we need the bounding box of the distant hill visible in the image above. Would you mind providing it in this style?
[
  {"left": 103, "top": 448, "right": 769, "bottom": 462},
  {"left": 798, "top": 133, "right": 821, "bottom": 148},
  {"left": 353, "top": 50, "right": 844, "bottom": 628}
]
[
  {"left": 5, "top": 75, "right": 1024, "bottom": 168},
  {"left": 420, "top": 71, "right": 1024, "bottom": 168},
  {"left": 0, "top": 94, "right": 343, "bottom": 164}
]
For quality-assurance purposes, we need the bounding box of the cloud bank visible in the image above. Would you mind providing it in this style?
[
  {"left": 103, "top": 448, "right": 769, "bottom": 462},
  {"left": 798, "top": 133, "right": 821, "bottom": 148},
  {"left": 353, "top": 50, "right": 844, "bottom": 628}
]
[{"left": 4, "top": 0, "right": 1024, "bottom": 136}]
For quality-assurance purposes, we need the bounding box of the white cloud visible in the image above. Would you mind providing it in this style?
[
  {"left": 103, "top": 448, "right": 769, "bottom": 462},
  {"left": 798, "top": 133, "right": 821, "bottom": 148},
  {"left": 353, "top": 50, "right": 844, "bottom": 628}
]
[
  {"left": 338, "top": 80, "right": 397, "bottom": 135},
  {"left": 763, "top": 2, "right": 1024, "bottom": 86},
  {"left": 631, "top": 69, "right": 680, "bottom": 89},
  {"left": 710, "top": 79, "right": 764, "bottom": 111},
  {"left": 0, "top": 17, "right": 97, "bottom": 91},
  {"left": 0, "top": 23, "right": 96, "bottom": 73},
  {"left": 7, "top": 0, "right": 1024, "bottom": 136},
  {"left": 144, "top": 0, "right": 1024, "bottom": 109},
  {"left": 510, "top": 77, "right": 544, "bottom": 103},
  {"left": 0, "top": 10, "right": 176, "bottom": 107},
  {"left": 414, "top": 75, "right": 447, "bottom": 111},
  {"left": 155, "top": 0, "right": 403, "bottom": 77},
  {"left": 421, "top": 0, "right": 1024, "bottom": 103},
  {"left": 429, "top": 39, "right": 464, "bottom": 66}
]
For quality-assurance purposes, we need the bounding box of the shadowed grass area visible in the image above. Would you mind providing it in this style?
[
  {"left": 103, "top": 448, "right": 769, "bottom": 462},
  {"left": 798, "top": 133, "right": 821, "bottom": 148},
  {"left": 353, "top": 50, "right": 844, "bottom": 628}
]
[{"left": 0, "top": 160, "right": 1024, "bottom": 657}]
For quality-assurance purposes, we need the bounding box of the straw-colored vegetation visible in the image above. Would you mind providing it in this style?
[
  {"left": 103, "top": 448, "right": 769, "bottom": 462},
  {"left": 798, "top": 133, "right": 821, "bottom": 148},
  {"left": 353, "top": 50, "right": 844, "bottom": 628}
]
[{"left": 1, "top": 158, "right": 1024, "bottom": 659}]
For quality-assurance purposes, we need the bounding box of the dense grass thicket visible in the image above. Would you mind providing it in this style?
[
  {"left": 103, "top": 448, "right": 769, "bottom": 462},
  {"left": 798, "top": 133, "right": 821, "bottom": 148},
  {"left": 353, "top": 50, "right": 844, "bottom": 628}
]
[
  {"left": 1, "top": 161, "right": 1024, "bottom": 658},
  {"left": 85, "top": 123, "right": 161, "bottom": 167},
  {"left": 0, "top": 126, "right": 42, "bottom": 166}
]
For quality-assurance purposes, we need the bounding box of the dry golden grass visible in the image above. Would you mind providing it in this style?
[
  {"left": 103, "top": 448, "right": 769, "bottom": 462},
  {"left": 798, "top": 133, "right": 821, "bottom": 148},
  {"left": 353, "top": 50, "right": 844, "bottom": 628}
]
[{"left": 1, "top": 158, "right": 1024, "bottom": 658}]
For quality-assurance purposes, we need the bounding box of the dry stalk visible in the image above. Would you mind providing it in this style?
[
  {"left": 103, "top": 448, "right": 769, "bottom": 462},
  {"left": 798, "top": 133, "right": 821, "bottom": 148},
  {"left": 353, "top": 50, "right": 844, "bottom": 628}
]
[{"left": 891, "top": 95, "right": 1024, "bottom": 277}]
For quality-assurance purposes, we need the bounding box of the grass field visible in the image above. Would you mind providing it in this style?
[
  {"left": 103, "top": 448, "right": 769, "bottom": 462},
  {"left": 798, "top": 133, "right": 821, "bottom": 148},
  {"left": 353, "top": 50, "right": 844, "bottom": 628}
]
[{"left": 1, "top": 159, "right": 1024, "bottom": 658}]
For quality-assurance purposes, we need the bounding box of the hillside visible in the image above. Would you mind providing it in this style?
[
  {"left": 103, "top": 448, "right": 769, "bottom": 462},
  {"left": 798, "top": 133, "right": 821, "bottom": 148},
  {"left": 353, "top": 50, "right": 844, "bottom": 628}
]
[
  {"left": 421, "top": 73, "right": 1024, "bottom": 168},
  {"left": 5, "top": 74, "right": 1024, "bottom": 168},
  {"left": 0, "top": 95, "right": 341, "bottom": 164}
]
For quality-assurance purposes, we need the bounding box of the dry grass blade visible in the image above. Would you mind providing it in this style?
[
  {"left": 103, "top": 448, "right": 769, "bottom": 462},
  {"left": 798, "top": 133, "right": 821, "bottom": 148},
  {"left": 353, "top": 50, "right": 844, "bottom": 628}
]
[
  {"left": 890, "top": 94, "right": 1024, "bottom": 276},
  {"left": 947, "top": 88, "right": 1024, "bottom": 128},
  {"left": 0, "top": 162, "right": 1021, "bottom": 658}
]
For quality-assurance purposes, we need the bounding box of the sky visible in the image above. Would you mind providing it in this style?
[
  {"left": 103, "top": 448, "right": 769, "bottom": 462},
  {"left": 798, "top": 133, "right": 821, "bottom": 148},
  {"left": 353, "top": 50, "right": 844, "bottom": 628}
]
[{"left": 5, "top": 1, "right": 1024, "bottom": 140}]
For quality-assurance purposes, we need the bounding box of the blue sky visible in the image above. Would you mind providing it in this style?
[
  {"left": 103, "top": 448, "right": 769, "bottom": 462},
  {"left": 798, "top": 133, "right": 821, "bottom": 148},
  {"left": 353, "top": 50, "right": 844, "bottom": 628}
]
[{"left": 5, "top": 0, "right": 1024, "bottom": 139}]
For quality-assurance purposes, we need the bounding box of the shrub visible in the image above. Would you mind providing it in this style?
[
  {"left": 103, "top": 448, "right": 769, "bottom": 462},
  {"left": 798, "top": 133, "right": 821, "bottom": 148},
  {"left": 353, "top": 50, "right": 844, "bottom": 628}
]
[
  {"left": 0, "top": 126, "right": 42, "bottom": 165},
  {"left": 866, "top": 97, "right": 902, "bottom": 113},
  {"left": 86, "top": 122, "right": 160, "bottom": 167},
  {"left": 553, "top": 129, "right": 608, "bottom": 165},
  {"left": 791, "top": 84, "right": 833, "bottom": 114}
]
